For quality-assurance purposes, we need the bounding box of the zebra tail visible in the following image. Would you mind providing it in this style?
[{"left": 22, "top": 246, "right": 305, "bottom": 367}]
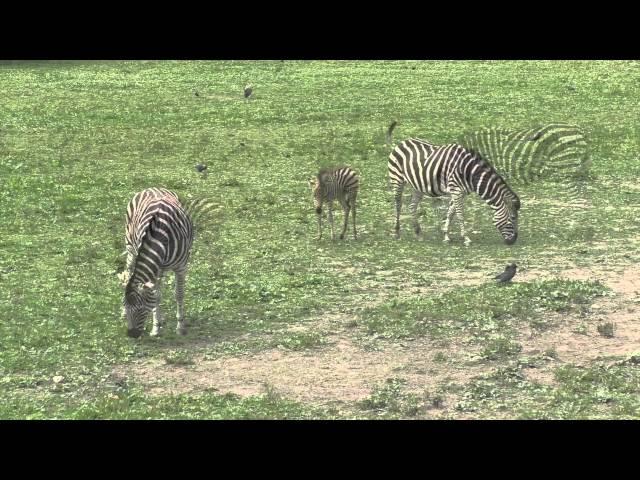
[{"left": 386, "top": 120, "right": 398, "bottom": 144}]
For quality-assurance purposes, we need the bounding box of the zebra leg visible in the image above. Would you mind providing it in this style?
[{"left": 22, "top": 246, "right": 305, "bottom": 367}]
[
  {"left": 443, "top": 198, "right": 456, "bottom": 243},
  {"left": 175, "top": 269, "right": 188, "bottom": 335},
  {"left": 150, "top": 277, "right": 163, "bottom": 337},
  {"left": 409, "top": 190, "right": 424, "bottom": 236},
  {"left": 392, "top": 182, "right": 404, "bottom": 237},
  {"left": 328, "top": 203, "right": 336, "bottom": 241},
  {"left": 316, "top": 211, "right": 322, "bottom": 240},
  {"left": 125, "top": 250, "right": 135, "bottom": 273},
  {"left": 430, "top": 198, "right": 446, "bottom": 235},
  {"left": 452, "top": 193, "right": 472, "bottom": 246},
  {"left": 352, "top": 196, "right": 357, "bottom": 240},
  {"left": 339, "top": 200, "right": 350, "bottom": 240}
]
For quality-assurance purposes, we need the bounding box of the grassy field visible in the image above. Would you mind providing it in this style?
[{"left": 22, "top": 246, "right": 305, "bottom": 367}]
[{"left": 1, "top": 60, "right": 640, "bottom": 419}]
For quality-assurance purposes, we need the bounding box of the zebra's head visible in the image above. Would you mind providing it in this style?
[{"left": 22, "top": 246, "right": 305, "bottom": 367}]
[
  {"left": 493, "top": 194, "right": 520, "bottom": 245},
  {"left": 123, "top": 280, "right": 157, "bottom": 338}
]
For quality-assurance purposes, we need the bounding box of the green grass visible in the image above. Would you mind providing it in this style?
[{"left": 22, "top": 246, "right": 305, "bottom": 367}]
[
  {"left": 0, "top": 386, "right": 333, "bottom": 420},
  {"left": 2, "top": 60, "right": 640, "bottom": 419},
  {"left": 358, "top": 279, "right": 608, "bottom": 341},
  {"left": 453, "top": 362, "right": 640, "bottom": 419},
  {"left": 358, "top": 378, "right": 424, "bottom": 418}
]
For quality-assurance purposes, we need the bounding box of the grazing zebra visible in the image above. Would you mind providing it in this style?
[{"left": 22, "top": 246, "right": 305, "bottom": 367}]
[
  {"left": 308, "top": 166, "right": 359, "bottom": 240},
  {"left": 458, "top": 123, "right": 590, "bottom": 198},
  {"left": 121, "top": 187, "right": 195, "bottom": 338},
  {"left": 388, "top": 141, "right": 521, "bottom": 245}
]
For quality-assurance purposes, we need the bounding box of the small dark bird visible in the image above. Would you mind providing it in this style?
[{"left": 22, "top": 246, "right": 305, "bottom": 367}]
[
  {"left": 244, "top": 84, "right": 253, "bottom": 99},
  {"left": 194, "top": 90, "right": 200, "bottom": 97},
  {"left": 494, "top": 263, "right": 517, "bottom": 283},
  {"left": 194, "top": 164, "right": 208, "bottom": 173}
]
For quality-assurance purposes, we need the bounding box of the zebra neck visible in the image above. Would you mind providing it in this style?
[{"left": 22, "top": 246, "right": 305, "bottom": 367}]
[
  {"left": 468, "top": 165, "right": 507, "bottom": 208},
  {"left": 129, "top": 239, "right": 163, "bottom": 285}
]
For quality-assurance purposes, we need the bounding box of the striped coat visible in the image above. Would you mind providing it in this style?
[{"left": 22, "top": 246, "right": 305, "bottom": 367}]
[{"left": 121, "top": 187, "right": 194, "bottom": 338}]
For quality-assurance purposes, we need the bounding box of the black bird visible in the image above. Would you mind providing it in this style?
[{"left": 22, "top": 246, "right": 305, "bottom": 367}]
[
  {"left": 244, "top": 84, "right": 253, "bottom": 99},
  {"left": 194, "top": 90, "right": 200, "bottom": 97},
  {"left": 194, "top": 164, "right": 208, "bottom": 173},
  {"left": 494, "top": 263, "right": 517, "bottom": 283}
]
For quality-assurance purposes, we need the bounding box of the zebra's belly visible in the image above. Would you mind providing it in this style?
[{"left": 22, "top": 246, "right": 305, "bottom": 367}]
[{"left": 406, "top": 178, "right": 449, "bottom": 198}]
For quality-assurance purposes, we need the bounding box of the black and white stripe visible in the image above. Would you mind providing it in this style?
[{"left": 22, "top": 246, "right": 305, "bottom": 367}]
[
  {"left": 121, "top": 187, "right": 194, "bottom": 338},
  {"left": 458, "top": 123, "right": 590, "bottom": 193},
  {"left": 308, "top": 166, "right": 359, "bottom": 240},
  {"left": 388, "top": 140, "right": 521, "bottom": 245}
]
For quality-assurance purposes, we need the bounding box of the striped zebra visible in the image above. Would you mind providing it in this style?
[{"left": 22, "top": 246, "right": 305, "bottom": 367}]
[
  {"left": 388, "top": 140, "right": 521, "bottom": 245},
  {"left": 307, "top": 166, "right": 359, "bottom": 240},
  {"left": 121, "top": 187, "right": 195, "bottom": 338},
  {"left": 458, "top": 123, "right": 590, "bottom": 198}
]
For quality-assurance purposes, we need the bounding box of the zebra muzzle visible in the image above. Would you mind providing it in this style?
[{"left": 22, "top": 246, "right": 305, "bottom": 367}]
[
  {"left": 504, "top": 233, "right": 518, "bottom": 245},
  {"left": 127, "top": 328, "right": 143, "bottom": 339}
]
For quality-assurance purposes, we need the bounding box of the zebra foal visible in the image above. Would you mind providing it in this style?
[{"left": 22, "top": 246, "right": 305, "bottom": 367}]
[
  {"left": 308, "top": 166, "right": 359, "bottom": 240},
  {"left": 120, "top": 187, "right": 195, "bottom": 338}
]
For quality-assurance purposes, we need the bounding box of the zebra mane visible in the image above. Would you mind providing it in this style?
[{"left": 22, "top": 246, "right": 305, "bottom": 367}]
[
  {"left": 466, "top": 148, "right": 520, "bottom": 210},
  {"left": 123, "top": 216, "right": 158, "bottom": 286}
]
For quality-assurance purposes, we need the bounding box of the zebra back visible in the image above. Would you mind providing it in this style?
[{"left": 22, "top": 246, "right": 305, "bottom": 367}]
[
  {"left": 315, "top": 166, "right": 359, "bottom": 202},
  {"left": 388, "top": 137, "right": 439, "bottom": 189},
  {"left": 124, "top": 188, "right": 194, "bottom": 284}
]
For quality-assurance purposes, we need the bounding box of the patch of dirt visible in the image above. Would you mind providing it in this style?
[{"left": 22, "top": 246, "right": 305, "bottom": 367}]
[
  {"left": 114, "top": 264, "right": 640, "bottom": 418},
  {"left": 115, "top": 335, "right": 492, "bottom": 415},
  {"left": 517, "top": 265, "right": 640, "bottom": 385}
]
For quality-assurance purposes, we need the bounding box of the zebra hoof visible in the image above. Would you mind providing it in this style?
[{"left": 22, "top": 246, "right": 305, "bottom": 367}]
[
  {"left": 443, "top": 237, "right": 451, "bottom": 243},
  {"left": 463, "top": 239, "right": 472, "bottom": 247},
  {"left": 339, "top": 233, "right": 345, "bottom": 240},
  {"left": 177, "top": 326, "right": 187, "bottom": 336},
  {"left": 150, "top": 328, "right": 161, "bottom": 337}
]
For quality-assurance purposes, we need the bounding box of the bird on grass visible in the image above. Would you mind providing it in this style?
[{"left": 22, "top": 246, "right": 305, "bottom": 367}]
[
  {"left": 244, "top": 84, "right": 253, "bottom": 99},
  {"left": 194, "top": 90, "right": 200, "bottom": 97},
  {"left": 194, "top": 164, "right": 208, "bottom": 173},
  {"left": 493, "top": 263, "right": 517, "bottom": 283}
]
